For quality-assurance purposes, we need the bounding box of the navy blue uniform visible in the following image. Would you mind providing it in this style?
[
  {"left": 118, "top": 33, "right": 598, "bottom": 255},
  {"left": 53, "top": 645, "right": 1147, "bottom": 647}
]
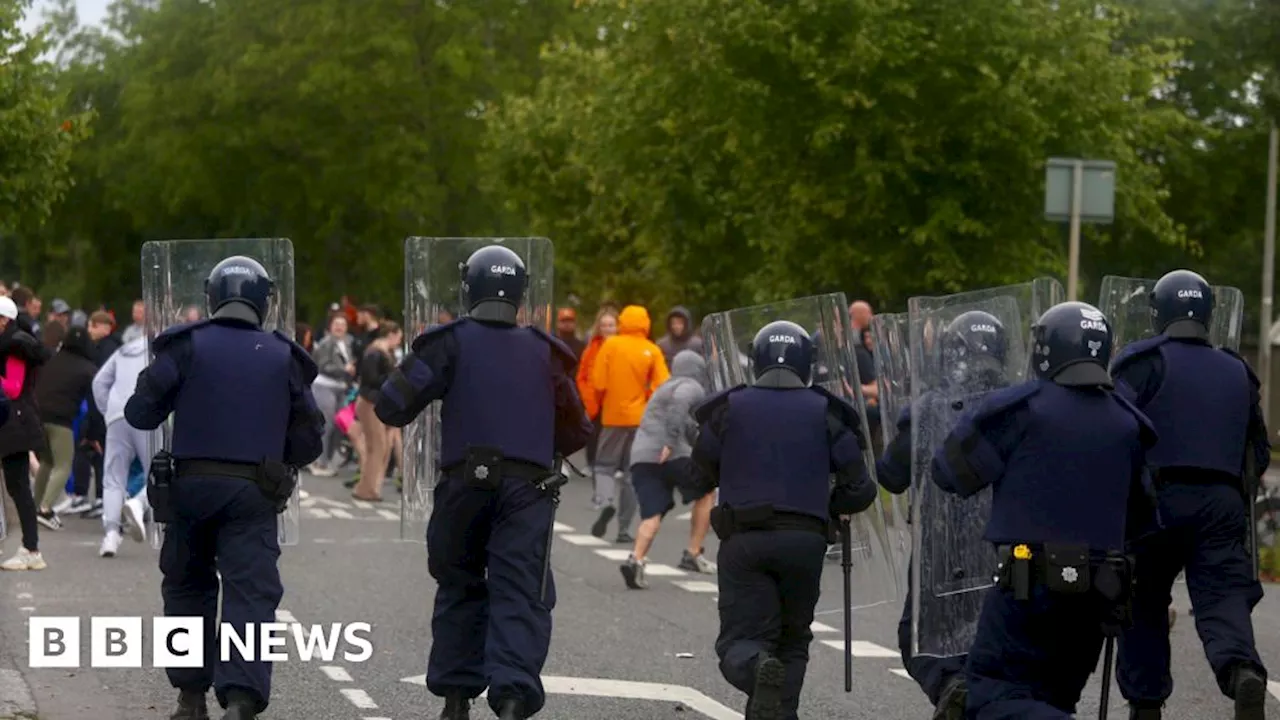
[
  {"left": 693, "top": 384, "right": 876, "bottom": 720},
  {"left": 1112, "top": 335, "right": 1270, "bottom": 708},
  {"left": 876, "top": 402, "right": 967, "bottom": 709},
  {"left": 125, "top": 319, "right": 324, "bottom": 714},
  {"left": 375, "top": 318, "right": 592, "bottom": 717},
  {"left": 932, "top": 379, "right": 1155, "bottom": 719}
]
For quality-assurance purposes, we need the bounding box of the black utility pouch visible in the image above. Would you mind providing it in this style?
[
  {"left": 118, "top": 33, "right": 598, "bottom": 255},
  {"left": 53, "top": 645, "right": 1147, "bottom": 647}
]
[
  {"left": 148, "top": 451, "right": 176, "bottom": 524},
  {"left": 464, "top": 446, "right": 504, "bottom": 490},
  {"left": 257, "top": 460, "right": 298, "bottom": 512},
  {"left": 735, "top": 505, "right": 775, "bottom": 532},
  {"left": 710, "top": 506, "right": 733, "bottom": 541},
  {"left": 1044, "top": 543, "right": 1091, "bottom": 594}
]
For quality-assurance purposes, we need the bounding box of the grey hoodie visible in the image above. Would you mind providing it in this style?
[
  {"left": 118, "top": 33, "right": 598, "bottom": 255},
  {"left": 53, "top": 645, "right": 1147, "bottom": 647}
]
[
  {"left": 629, "top": 350, "right": 709, "bottom": 465},
  {"left": 92, "top": 337, "right": 149, "bottom": 426},
  {"left": 656, "top": 306, "right": 704, "bottom": 366}
]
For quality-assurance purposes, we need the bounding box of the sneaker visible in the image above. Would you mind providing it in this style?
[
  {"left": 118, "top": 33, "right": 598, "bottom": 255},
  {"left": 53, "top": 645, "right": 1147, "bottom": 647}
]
[
  {"left": 52, "top": 495, "right": 81, "bottom": 514},
  {"left": 83, "top": 499, "right": 104, "bottom": 519},
  {"left": 123, "top": 497, "right": 147, "bottom": 543},
  {"left": 679, "top": 549, "right": 717, "bottom": 574},
  {"left": 747, "top": 654, "right": 785, "bottom": 720},
  {"left": 591, "top": 506, "right": 615, "bottom": 538},
  {"left": 65, "top": 497, "right": 94, "bottom": 515},
  {"left": 36, "top": 510, "right": 62, "bottom": 531},
  {"left": 620, "top": 556, "right": 648, "bottom": 589},
  {"left": 100, "top": 530, "right": 123, "bottom": 558},
  {"left": 1, "top": 548, "right": 47, "bottom": 571},
  {"left": 1231, "top": 663, "right": 1265, "bottom": 720},
  {"left": 932, "top": 673, "right": 966, "bottom": 720},
  {"left": 309, "top": 463, "right": 336, "bottom": 477},
  {"left": 615, "top": 532, "right": 634, "bottom": 544}
]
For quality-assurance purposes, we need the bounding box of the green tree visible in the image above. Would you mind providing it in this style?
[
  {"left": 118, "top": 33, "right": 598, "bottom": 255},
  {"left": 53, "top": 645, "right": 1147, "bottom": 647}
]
[{"left": 486, "top": 0, "right": 1197, "bottom": 315}]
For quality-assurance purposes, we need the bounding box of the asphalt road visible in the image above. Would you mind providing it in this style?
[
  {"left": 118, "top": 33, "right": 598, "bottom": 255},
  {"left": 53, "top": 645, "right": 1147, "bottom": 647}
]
[{"left": 2, "top": 466, "right": 1280, "bottom": 719}]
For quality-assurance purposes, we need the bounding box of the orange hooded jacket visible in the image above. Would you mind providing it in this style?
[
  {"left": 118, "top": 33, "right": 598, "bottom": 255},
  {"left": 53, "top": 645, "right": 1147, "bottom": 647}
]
[
  {"left": 591, "top": 305, "right": 671, "bottom": 427},
  {"left": 576, "top": 335, "right": 607, "bottom": 420}
]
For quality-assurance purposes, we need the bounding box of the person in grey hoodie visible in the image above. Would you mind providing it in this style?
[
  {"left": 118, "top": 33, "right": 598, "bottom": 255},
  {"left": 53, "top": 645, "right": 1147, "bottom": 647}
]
[
  {"left": 91, "top": 337, "right": 153, "bottom": 557},
  {"left": 656, "top": 306, "right": 703, "bottom": 366},
  {"left": 620, "top": 350, "right": 717, "bottom": 589}
]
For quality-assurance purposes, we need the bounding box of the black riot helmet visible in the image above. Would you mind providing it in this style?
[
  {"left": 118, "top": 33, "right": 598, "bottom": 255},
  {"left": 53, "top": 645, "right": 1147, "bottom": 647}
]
[
  {"left": 941, "top": 311, "right": 1007, "bottom": 386},
  {"left": 205, "top": 256, "right": 274, "bottom": 326},
  {"left": 1031, "top": 301, "right": 1113, "bottom": 388},
  {"left": 750, "top": 320, "right": 814, "bottom": 388},
  {"left": 1150, "top": 269, "right": 1213, "bottom": 340},
  {"left": 460, "top": 245, "right": 527, "bottom": 325}
]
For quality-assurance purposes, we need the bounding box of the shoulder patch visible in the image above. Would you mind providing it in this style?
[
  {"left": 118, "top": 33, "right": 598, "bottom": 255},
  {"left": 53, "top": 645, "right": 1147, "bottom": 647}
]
[
  {"left": 152, "top": 320, "right": 210, "bottom": 352},
  {"left": 1110, "top": 335, "right": 1168, "bottom": 375},
  {"left": 528, "top": 326, "right": 580, "bottom": 371},
  {"left": 273, "top": 330, "right": 319, "bottom": 384},
  {"left": 1221, "top": 348, "right": 1261, "bottom": 388},
  {"left": 410, "top": 318, "right": 463, "bottom": 354},
  {"left": 693, "top": 385, "right": 745, "bottom": 424}
]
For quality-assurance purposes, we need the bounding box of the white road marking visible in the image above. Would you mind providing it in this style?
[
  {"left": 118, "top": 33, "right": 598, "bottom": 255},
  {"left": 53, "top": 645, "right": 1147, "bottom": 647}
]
[
  {"left": 320, "top": 665, "right": 353, "bottom": 682},
  {"left": 399, "top": 675, "right": 741, "bottom": 719},
  {"left": 312, "top": 497, "right": 354, "bottom": 508},
  {"left": 810, "top": 621, "right": 838, "bottom": 633},
  {"left": 299, "top": 489, "right": 311, "bottom": 499},
  {"left": 308, "top": 509, "right": 333, "bottom": 519},
  {"left": 890, "top": 668, "right": 911, "bottom": 680},
  {"left": 672, "top": 581, "right": 718, "bottom": 593},
  {"left": 553, "top": 522, "right": 575, "bottom": 532},
  {"left": 642, "top": 564, "right": 687, "bottom": 577},
  {"left": 559, "top": 534, "right": 609, "bottom": 547},
  {"left": 16, "top": 592, "right": 32, "bottom": 600},
  {"left": 675, "top": 511, "right": 692, "bottom": 520},
  {"left": 275, "top": 609, "right": 298, "bottom": 623},
  {"left": 341, "top": 689, "right": 378, "bottom": 709},
  {"left": 1268, "top": 680, "right": 1280, "bottom": 702},
  {"left": 377, "top": 509, "right": 399, "bottom": 520},
  {"left": 330, "top": 508, "right": 354, "bottom": 519},
  {"left": 351, "top": 500, "right": 373, "bottom": 510},
  {"left": 314, "top": 538, "right": 336, "bottom": 543},
  {"left": 594, "top": 549, "right": 633, "bottom": 561},
  {"left": 18, "top": 607, "right": 34, "bottom": 612},
  {"left": 819, "top": 639, "right": 898, "bottom": 658},
  {"left": 300, "top": 497, "right": 317, "bottom": 508}
]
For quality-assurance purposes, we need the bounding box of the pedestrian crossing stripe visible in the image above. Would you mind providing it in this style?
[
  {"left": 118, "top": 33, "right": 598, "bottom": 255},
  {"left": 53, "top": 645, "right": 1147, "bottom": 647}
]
[
  {"left": 594, "top": 549, "right": 632, "bottom": 561},
  {"left": 671, "top": 581, "right": 717, "bottom": 593},
  {"left": 559, "top": 534, "right": 610, "bottom": 547},
  {"left": 819, "top": 639, "right": 899, "bottom": 657}
]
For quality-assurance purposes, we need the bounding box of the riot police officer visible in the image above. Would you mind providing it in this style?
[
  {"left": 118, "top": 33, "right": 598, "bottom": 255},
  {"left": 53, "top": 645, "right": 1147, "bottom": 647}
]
[
  {"left": 374, "top": 245, "right": 593, "bottom": 720},
  {"left": 932, "top": 301, "right": 1156, "bottom": 719},
  {"left": 690, "top": 320, "right": 878, "bottom": 720},
  {"left": 125, "top": 256, "right": 325, "bottom": 720},
  {"left": 876, "top": 310, "right": 1010, "bottom": 720},
  {"left": 1112, "top": 270, "right": 1270, "bottom": 720}
]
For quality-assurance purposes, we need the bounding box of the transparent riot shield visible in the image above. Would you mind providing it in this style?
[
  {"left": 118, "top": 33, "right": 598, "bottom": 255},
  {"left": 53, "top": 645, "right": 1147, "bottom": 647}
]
[
  {"left": 909, "top": 277, "right": 1064, "bottom": 658},
  {"left": 0, "top": 487, "right": 6, "bottom": 542},
  {"left": 140, "top": 239, "right": 298, "bottom": 548},
  {"left": 701, "top": 293, "right": 902, "bottom": 608},
  {"left": 400, "top": 237, "right": 555, "bottom": 542},
  {"left": 1098, "top": 275, "right": 1245, "bottom": 355},
  {"left": 870, "top": 311, "right": 912, "bottom": 589}
]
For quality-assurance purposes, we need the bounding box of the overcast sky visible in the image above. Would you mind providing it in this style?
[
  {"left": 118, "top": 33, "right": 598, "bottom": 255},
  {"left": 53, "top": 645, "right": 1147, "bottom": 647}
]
[{"left": 19, "top": 0, "right": 109, "bottom": 33}]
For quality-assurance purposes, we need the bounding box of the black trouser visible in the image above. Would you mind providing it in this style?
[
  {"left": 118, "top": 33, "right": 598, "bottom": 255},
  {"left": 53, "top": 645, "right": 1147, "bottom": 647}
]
[
  {"left": 3, "top": 452, "right": 38, "bottom": 551},
  {"left": 72, "top": 442, "right": 103, "bottom": 498}
]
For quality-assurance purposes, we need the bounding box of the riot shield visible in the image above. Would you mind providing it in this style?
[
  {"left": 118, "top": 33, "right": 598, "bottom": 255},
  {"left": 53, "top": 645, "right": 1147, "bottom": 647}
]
[
  {"left": 1098, "top": 275, "right": 1245, "bottom": 355},
  {"left": 400, "top": 237, "right": 554, "bottom": 542},
  {"left": 140, "top": 239, "right": 299, "bottom": 548},
  {"left": 701, "top": 293, "right": 902, "bottom": 608},
  {"left": 0, "top": 486, "right": 6, "bottom": 542},
  {"left": 869, "top": 311, "right": 912, "bottom": 589},
  {"left": 909, "top": 277, "right": 1064, "bottom": 658}
]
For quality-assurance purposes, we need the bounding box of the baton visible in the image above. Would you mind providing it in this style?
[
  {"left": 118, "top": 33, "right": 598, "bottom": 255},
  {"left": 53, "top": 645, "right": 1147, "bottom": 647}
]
[
  {"left": 1098, "top": 635, "right": 1115, "bottom": 720},
  {"left": 840, "top": 517, "right": 853, "bottom": 693},
  {"left": 539, "top": 462, "right": 570, "bottom": 605}
]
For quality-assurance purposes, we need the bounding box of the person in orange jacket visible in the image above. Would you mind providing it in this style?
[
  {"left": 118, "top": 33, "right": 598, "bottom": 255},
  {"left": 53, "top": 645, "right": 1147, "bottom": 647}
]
[
  {"left": 589, "top": 305, "right": 670, "bottom": 543},
  {"left": 576, "top": 308, "right": 619, "bottom": 468}
]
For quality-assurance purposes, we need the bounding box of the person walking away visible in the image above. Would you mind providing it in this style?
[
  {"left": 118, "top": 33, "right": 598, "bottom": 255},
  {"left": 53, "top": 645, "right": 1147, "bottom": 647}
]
[
  {"left": 125, "top": 255, "right": 324, "bottom": 720},
  {"left": 353, "top": 323, "right": 402, "bottom": 501},
  {"left": 1112, "top": 271, "right": 1270, "bottom": 720},
  {"left": 576, "top": 308, "right": 618, "bottom": 469},
  {"left": 590, "top": 305, "right": 669, "bottom": 542},
  {"left": 93, "top": 336, "right": 155, "bottom": 557},
  {"left": 692, "top": 322, "right": 878, "bottom": 718},
  {"left": 555, "top": 308, "right": 586, "bottom": 359},
  {"left": 620, "top": 349, "right": 716, "bottom": 588},
  {"left": 310, "top": 314, "right": 356, "bottom": 477},
  {"left": 374, "top": 244, "right": 593, "bottom": 720},
  {"left": 351, "top": 304, "right": 382, "bottom": 360},
  {"left": 31, "top": 325, "right": 99, "bottom": 530},
  {"left": 63, "top": 310, "right": 122, "bottom": 516},
  {"left": 849, "top": 301, "right": 881, "bottom": 452},
  {"left": 0, "top": 296, "right": 50, "bottom": 570},
  {"left": 656, "top": 306, "right": 703, "bottom": 366}
]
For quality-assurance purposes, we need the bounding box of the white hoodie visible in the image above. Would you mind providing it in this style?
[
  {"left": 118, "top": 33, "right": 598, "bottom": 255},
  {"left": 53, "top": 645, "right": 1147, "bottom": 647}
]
[{"left": 93, "top": 337, "right": 149, "bottom": 426}]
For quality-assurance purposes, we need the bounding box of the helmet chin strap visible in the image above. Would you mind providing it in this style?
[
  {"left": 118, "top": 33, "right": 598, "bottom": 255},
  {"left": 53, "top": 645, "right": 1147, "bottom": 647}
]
[
  {"left": 213, "top": 301, "right": 262, "bottom": 327},
  {"left": 469, "top": 300, "right": 518, "bottom": 325},
  {"left": 754, "top": 367, "right": 807, "bottom": 388}
]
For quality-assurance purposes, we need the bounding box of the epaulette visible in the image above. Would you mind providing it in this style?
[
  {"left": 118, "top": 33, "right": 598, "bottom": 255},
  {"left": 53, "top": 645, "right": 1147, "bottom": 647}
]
[
  {"left": 152, "top": 320, "right": 211, "bottom": 352},
  {"left": 810, "top": 384, "right": 863, "bottom": 429},
  {"left": 692, "top": 384, "right": 745, "bottom": 424},
  {"left": 1110, "top": 335, "right": 1168, "bottom": 375},
  {"left": 1221, "top": 348, "right": 1262, "bottom": 389},
  {"left": 273, "top": 330, "right": 319, "bottom": 384},
  {"left": 529, "top": 325, "right": 581, "bottom": 370},
  {"left": 410, "top": 318, "right": 464, "bottom": 354},
  {"left": 964, "top": 382, "right": 1041, "bottom": 426}
]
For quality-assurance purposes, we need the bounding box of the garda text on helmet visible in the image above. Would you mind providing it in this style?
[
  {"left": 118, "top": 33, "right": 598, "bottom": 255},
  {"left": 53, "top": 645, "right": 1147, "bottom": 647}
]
[{"left": 27, "top": 617, "right": 373, "bottom": 668}]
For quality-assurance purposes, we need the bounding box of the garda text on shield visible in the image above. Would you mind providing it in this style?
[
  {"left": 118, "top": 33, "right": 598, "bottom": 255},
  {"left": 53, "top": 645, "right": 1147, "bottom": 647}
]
[{"left": 28, "top": 616, "right": 374, "bottom": 668}]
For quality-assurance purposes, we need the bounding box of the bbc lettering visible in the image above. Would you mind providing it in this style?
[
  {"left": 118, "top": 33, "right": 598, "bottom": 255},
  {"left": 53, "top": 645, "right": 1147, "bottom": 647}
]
[{"left": 29, "top": 617, "right": 373, "bottom": 668}]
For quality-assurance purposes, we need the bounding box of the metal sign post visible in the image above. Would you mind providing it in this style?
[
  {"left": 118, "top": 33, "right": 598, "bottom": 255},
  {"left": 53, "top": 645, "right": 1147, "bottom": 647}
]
[{"left": 1044, "top": 158, "right": 1117, "bottom": 301}]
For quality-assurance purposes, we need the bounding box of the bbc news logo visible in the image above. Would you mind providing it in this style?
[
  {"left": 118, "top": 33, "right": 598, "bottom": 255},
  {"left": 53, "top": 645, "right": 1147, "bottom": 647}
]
[{"left": 29, "top": 617, "right": 373, "bottom": 668}]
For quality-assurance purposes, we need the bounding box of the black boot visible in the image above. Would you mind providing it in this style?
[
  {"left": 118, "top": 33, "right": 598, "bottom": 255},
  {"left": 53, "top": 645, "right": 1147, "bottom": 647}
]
[
  {"left": 221, "top": 689, "right": 257, "bottom": 720},
  {"left": 170, "top": 689, "right": 209, "bottom": 720},
  {"left": 1231, "top": 663, "right": 1266, "bottom": 720},
  {"left": 496, "top": 697, "right": 524, "bottom": 720},
  {"left": 745, "top": 654, "right": 785, "bottom": 720},
  {"left": 439, "top": 694, "right": 470, "bottom": 720},
  {"left": 1129, "top": 705, "right": 1161, "bottom": 720},
  {"left": 932, "top": 673, "right": 967, "bottom": 720}
]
